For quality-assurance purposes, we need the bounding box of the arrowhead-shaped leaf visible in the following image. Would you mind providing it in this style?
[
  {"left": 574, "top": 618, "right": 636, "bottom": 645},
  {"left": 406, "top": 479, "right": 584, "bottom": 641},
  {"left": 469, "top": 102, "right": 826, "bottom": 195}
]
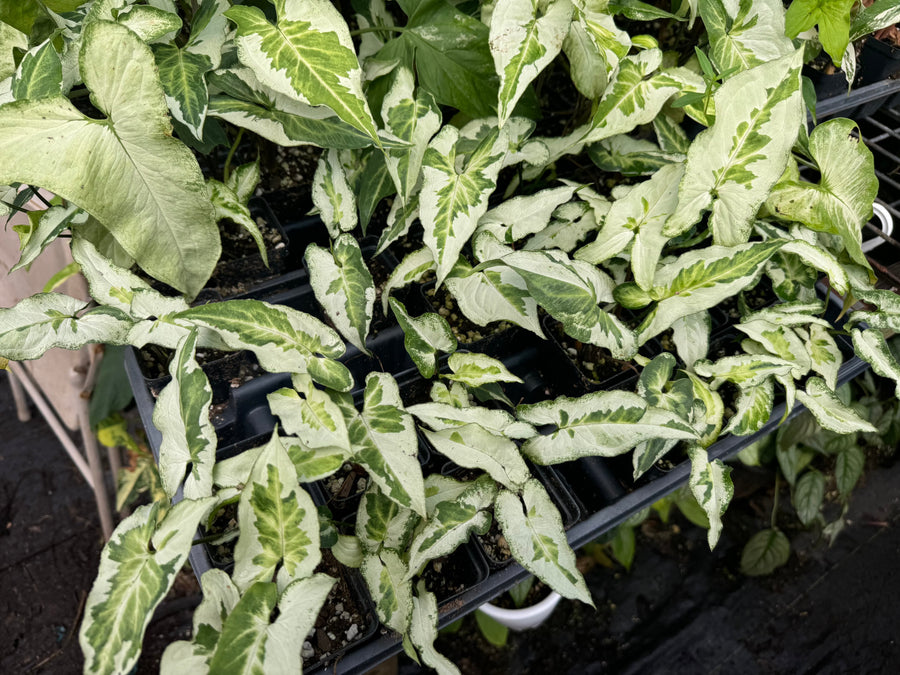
[
  {"left": 494, "top": 480, "right": 593, "bottom": 604},
  {"left": 420, "top": 125, "right": 508, "bottom": 285},
  {"left": 518, "top": 391, "right": 697, "bottom": 463},
  {"left": 350, "top": 372, "right": 426, "bottom": 515},
  {"left": 700, "top": 0, "right": 793, "bottom": 73},
  {"left": 153, "top": 329, "right": 217, "bottom": 500},
  {"left": 797, "top": 377, "right": 878, "bottom": 433},
  {"left": 79, "top": 498, "right": 214, "bottom": 675},
  {"left": 361, "top": 549, "right": 413, "bottom": 634},
  {"left": 687, "top": 445, "right": 733, "bottom": 549},
  {"left": 0, "top": 21, "right": 220, "bottom": 296},
  {"left": 233, "top": 432, "right": 321, "bottom": 592},
  {"left": 490, "top": 0, "right": 574, "bottom": 126},
  {"left": 207, "top": 575, "right": 336, "bottom": 674},
  {"left": 305, "top": 235, "right": 375, "bottom": 354},
  {"left": 0, "top": 293, "right": 133, "bottom": 361},
  {"left": 407, "top": 474, "right": 497, "bottom": 574},
  {"left": 766, "top": 118, "right": 878, "bottom": 275},
  {"left": 225, "top": 0, "right": 379, "bottom": 142},
  {"left": 390, "top": 298, "right": 456, "bottom": 378}
]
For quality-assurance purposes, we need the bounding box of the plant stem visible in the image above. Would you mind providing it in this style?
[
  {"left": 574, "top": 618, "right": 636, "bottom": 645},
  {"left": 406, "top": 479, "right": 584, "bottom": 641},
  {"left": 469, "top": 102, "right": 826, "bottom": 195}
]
[
  {"left": 348, "top": 25, "right": 407, "bottom": 36},
  {"left": 223, "top": 128, "right": 245, "bottom": 184},
  {"left": 771, "top": 471, "right": 781, "bottom": 530}
]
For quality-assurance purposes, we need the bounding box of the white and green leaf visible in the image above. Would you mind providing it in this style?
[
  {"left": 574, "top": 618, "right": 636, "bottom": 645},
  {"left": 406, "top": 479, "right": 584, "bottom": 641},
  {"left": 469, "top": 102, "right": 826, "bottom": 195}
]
[
  {"left": 687, "top": 445, "right": 733, "bottom": 549},
  {"left": 153, "top": 329, "right": 216, "bottom": 500},
  {"left": 390, "top": 298, "right": 456, "bottom": 379},
  {"left": 494, "top": 479, "right": 593, "bottom": 604},
  {"left": 796, "top": 377, "right": 878, "bottom": 434},
  {"left": 664, "top": 49, "right": 804, "bottom": 245},
  {"left": 225, "top": 0, "right": 379, "bottom": 141},
  {"left": 490, "top": 0, "right": 574, "bottom": 125},
  {"left": 0, "top": 21, "right": 220, "bottom": 296},
  {"left": 305, "top": 235, "right": 375, "bottom": 354},
  {"left": 361, "top": 549, "right": 413, "bottom": 634},
  {"left": 79, "top": 498, "right": 214, "bottom": 675},
  {"left": 381, "top": 247, "right": 436, "bottom": 314},
  {"left": 422, "top": 424, "right": 531, "bottom": 491},
  {"left": 407, "top": 474, "right": 497, "bottom": 574},
  {"left": 420, "top": 125, "right": 508, "bottom": 285},
  {"left": 232, "top": 432, "right": 321, "bottom": 592},
  {"left": 518, "top": 391, "right": 697, "bottom": 463}
]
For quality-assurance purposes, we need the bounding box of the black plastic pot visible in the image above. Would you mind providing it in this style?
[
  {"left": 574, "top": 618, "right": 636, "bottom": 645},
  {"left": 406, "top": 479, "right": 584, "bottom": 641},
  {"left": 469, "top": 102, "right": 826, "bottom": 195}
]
[{"left": 860, "top": 37, "right": 900, "bottom": 86}]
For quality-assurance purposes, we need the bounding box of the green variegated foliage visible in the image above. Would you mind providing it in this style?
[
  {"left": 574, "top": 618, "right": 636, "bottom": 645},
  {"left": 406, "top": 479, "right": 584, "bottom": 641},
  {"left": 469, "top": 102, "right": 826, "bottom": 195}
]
[
  {"left": 232, "top": 432, "right": 321, "bottom": 592},
  {"left": 79, "top": 498, "right": 215, "bottom": 675},
  {"left": 1, "top": 1, "right": 897, "bottom": 672}
]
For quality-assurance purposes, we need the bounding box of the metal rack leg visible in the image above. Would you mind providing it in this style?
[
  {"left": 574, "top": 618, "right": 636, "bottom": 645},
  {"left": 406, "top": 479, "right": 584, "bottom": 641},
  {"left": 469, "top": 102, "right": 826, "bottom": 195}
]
[{"left": 7, "top": 369, "right": 31, "bottom": 422}]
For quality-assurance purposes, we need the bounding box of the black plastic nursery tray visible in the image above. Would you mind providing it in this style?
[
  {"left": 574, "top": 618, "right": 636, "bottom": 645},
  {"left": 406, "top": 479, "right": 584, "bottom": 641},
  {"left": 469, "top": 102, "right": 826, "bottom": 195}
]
[{"left": 122, "top": 83, "right": 900, "bottom": 675}]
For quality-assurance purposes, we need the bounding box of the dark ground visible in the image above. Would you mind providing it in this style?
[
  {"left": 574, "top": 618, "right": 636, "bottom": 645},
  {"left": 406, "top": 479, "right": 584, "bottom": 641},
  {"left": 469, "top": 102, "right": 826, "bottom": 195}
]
[{"left": 3, "top": 367, "right": 900, "bottom": 674}]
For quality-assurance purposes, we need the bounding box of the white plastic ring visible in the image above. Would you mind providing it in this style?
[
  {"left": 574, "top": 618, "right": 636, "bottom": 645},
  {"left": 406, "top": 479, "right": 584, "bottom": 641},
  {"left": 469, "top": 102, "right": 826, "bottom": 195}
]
[{"left": 862, "top": 202, "right": 894, "bottom": 253}]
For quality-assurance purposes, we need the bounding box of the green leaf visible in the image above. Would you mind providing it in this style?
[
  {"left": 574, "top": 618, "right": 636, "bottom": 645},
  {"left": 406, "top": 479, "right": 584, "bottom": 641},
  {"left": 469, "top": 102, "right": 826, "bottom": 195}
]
[
  {"left": 563, "top": 0, "right": 631, "bottom": 100},
  {"left": 797, "top": 377, "right": 877, "bottom": 434},
  {"left": 152, "top": 329, "right": 216, "bottom": 500},
  {"left": 582, "top": 49, "right": 700, "bottom": 146},
  {"left": 350, "top": 372, "right": 426, "bottom": 515},
  {"left": 0, "top": 293, "right": 133, "bottom": 361},
  {"left": 161, "top": 569, "right": 241, "bottom": 670},
  {"left": 381, "top": 247, "right": 436, "bottom": 314},
  {"left": 305, "top": 235, "right": 375, "bottom": 354},
  {"left": 444, "top": 251, "right": 544, "bottom": 338},
  {"left": 207, "top": 575, "right": 335, "bottom": 674},
  {"left": 390, "top": 298, "right": 456, "bottom": 378},
  {"left": 852, "top": 328, "right": 900, "bottom": 399},
  {"left": 79, "top": 498, "right": 214, "bottom": 675},
  {"left": 518, "top": 391, "right": 697, "bottom": 463},
  {"left": 11, "top": 38, "right": 62, "bottom": 100},
  {"left": 171, "top": 299, "right": 350, "bottom": 390},
  {"left": 207, "top": 69, "right": 374, "bottom": 149},
  {"left": 267, "top": 373, "right": 353, "bottom": 457},
  {"left": 382, "top": 65, "right": 441, "bottom": 204},
  {"left": 446, "top": 352, "right": 523, "bottom": 387},
  {"left": 766, "top": 119, "right": 878, "bottom": 276},
  {"left": 740, "top": 528, "right": 790, "bottom": 575},
  {"left": 687, "top": 445, "right": 733, "bottom": 549},
  {"left": 375, "top": 0, "right": 498, "bottom": 118},
  {"left": 496, "top": 248, "right": 636, "bottom": 359},
  {"left": 476, "top": 609, "right": 510, "bottom": 646},
  {"left": 588, "top": 135, "right": 684, "bottom": 176},
  {"left": 577, "top": 162, "right": 683, "bottom": 291},
  {"left": 835, "top": 445, "right": 864, "bottom": 498},
  {"left": 850, "top": 0, "right": 900, "bottom": 40},
  {"left": 635, "top": 240, "right": 785, "bottom": 343},
  {"left": 807, "top": 323, "right": 841, "bottom": 390},
  {"left": 356, "top": 484, "right": 420, "bottom": 553},
  {"left": 420, "top": 124, "right": 508, "bottom": 285},
  {"left": 410, "top": 588, "right": 463, "bottom": 673},
  {"left": 0, "top": 21, "right": 220, "bottom": 296},
  {"left": 793, "top": 470, "right": 825, "bottom": 526},
  {"left": 495, "top": 480, "right": 593, "bottom": 604},
  {"left": 233, "top": 432, "right": 321, "bottom": 592},
  {"left": 490, "top": 0, "right": 574, "bottom": 125},
  {"left": 423, "top": 424, "right": 531, "bottom": 490},
  {"left": 700, "top": 0, "right": 793, "bottom": 73},
  {"left": 11, "top": 205, "right": 85, "bottom": 274},
  {"left": 609, "top": 523, "right": 637, "bottom": 570},
  {"left": 407, "top": 474, "right": 497, "bottom": 574},
  {"left": 208, "top": 178, "right": 268, "bottom": 266},
  {"left": 664, "top": 49, "right": 804, "bottom": 245},
  {"left": 361, "top": 549, "right": 413, "bottom": 634},
  {"left": 312, "top": 148, "right": 358, "bottom": 237},
  {"left": 357, "top": 149, "right": 395, "bottom": 233},
  {"left": 723, "top": 378, "right": 775, "bottom": 436},
  {"left": 153, "top": 45, "right": 214, "bottom": 143},
  {"left": 785, "top": 0, "right": 855, "bottom": 66},
  {"left": 225, "top": 0, "right": 379, "bottom": 142}
]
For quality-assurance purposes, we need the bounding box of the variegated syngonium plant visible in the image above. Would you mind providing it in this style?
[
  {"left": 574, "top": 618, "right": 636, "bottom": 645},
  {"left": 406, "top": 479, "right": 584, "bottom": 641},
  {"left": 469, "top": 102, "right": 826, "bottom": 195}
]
[{"left": 5, "top": 0, "right": 900, "bottom": 673}]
